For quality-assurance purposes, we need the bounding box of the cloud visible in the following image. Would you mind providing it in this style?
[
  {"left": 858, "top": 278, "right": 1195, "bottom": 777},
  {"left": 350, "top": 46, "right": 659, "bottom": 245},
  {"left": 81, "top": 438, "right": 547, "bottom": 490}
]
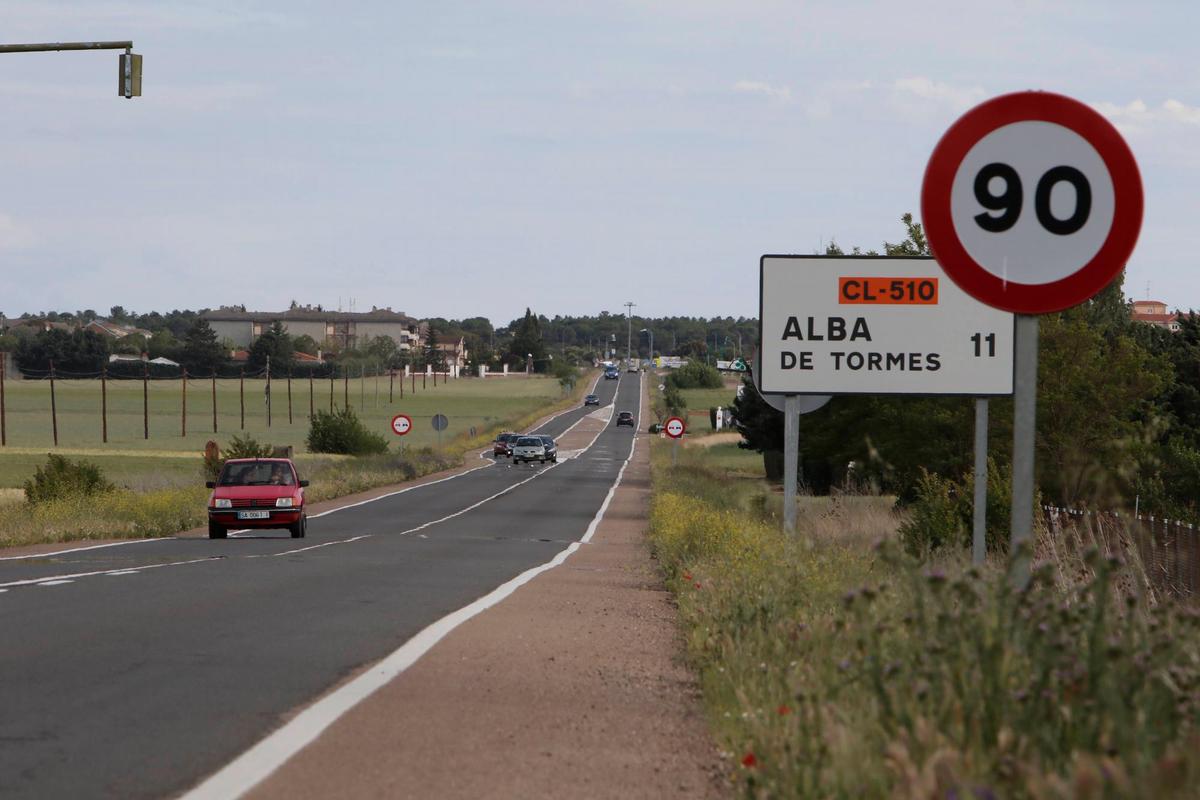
[
  {"left": 1093, "top": 98, "right": 1200, "bottom": 136},
  {"left": 732, "top": 80, "right": 791, "bottom": 103},
  {"left": 0, "top": 214, "right": 37, "bottom": 250},
  {"left": 892, "top": 77, "right": 986, "bottom": 112}
]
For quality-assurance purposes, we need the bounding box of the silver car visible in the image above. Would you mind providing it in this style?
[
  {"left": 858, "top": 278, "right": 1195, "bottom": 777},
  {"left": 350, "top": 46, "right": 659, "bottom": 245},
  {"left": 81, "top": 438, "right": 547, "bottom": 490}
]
[{"left": 512, "top": 435, "right": 549, "bottom": 464}]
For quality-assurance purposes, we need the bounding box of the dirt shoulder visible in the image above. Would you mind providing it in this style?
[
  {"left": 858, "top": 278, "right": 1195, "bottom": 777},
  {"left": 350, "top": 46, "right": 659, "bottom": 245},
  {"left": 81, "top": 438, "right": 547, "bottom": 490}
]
[{"left": 250, "top": 388, "right": 726, "bottom": 799}]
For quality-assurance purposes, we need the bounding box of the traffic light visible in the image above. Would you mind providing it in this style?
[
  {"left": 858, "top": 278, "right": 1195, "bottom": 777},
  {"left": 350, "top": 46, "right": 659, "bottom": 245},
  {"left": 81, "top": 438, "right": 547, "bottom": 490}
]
[{"left": 119, "top": 52, "right": 142, "bottom": 98}]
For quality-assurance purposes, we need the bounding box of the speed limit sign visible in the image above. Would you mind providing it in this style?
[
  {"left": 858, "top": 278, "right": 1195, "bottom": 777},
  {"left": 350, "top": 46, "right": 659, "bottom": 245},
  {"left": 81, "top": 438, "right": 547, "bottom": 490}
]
[
  {"left": 390, "top": 414, "right": 412, "bottom": 436},
  {"left": 921, "top": 91, "right": 1142, "bottom": 313},
  {"left": 664, "top": 416, "right": 685, "bottom": 439}
]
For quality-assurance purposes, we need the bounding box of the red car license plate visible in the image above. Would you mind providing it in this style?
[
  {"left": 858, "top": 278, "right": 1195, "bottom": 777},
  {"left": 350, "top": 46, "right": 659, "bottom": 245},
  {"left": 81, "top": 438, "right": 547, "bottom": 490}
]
[{"left": 237, "top": 510, "right": 270, "bottom": 520}]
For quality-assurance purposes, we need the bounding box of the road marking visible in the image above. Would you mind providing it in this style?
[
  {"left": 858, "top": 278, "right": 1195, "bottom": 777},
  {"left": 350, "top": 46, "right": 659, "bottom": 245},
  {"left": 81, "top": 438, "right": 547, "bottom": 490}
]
[
  {"left": 180, "top": 371, "right": 645, "bottom": 800},
  {"left": 37, "top": 580, "right": 75, "bottom": 587},
  {"left": 0, "top": 538, "right": 178, "bottom": 562},
  {"left": 0, "top": 556, "right": 223, "bottom": 591},
  {"left": 106, "top": 570, "right": 140, "bottom": 576}
]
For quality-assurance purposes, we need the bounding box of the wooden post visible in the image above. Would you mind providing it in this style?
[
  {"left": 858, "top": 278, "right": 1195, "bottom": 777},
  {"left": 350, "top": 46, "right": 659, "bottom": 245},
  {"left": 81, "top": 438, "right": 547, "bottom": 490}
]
[
  {"left": 212, "top": 370, "right": 218, "bottom": 433},
  {"left": 142, "top": 361, "right": 149, "bottom": 440},
  {"left": 101, "top": 365, "right": 108, "bottom": 443},
  {"left": 344, "top": 368, "right": 349, "bottom": 409},
  {"left": 1, "top": 352, "right": 7, "bottom": 447},
  {"left": 389, "top": 369, "right": 394, "bottom": 403},
  {"left": 309, "top": 371, "right": 314, "bottom": 418},
  {"left": 181, "top": 367, "right": 188, "bottom": 437},
  {"left": 240, "top": 367, "right": 245, "bottom": 430},
  {"left": 266, "top": 355, "right": 272, "bottom": 428},
  {"left": 50, "top": 359, "right": 59, "bottom": 447},
  {"left": 411, "top": 371, "right": 415, "bottom": 394},
  {"left": 288, "top": 370, "right": 293, "bottom": 425},
  {"left": 360, "top": 365, "right": 365, "bottom": 409},
  {"left": 329, "top": 372, "right": 334, "bottom": 412},
  {"left": 423, "top": 371, "right": 426, "bottom": 390},
  {"left": 374, "top": 368, "right": 379, "bottom": 408}
]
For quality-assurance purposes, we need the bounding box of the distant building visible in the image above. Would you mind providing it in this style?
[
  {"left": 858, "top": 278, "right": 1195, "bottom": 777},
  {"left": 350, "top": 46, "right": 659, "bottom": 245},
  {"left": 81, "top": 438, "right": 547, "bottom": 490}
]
[
  {"left": 433, "top": 338, "right": 469, "bottom": 370},
  {"left": 85, "top": 318, "right": 153, "bottom": 340},
  {"left": 3, "top": 317, "right": 72, "bottom": 334},
  {"left": 202, "top": 306, "right": 425, "bottom": 352},
  {"left": 1131, "top": 300, "right": 1181, "bottom": 332}
]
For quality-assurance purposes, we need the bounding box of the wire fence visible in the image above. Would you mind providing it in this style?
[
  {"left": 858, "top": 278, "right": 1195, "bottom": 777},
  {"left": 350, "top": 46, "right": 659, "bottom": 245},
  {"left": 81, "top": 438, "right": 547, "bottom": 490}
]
[
  {"left": 0, "top": 359, "right": 465, "bottom": 448},
  {"left": 1043, "top": 505, "right": 1200, "bottom": 598}
]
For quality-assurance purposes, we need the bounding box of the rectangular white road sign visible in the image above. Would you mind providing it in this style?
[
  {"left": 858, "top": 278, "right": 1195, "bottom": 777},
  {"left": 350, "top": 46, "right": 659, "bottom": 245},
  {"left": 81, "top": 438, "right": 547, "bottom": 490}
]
[{"left": 759, "top": 256, "right": 1014, "bottom": 395}]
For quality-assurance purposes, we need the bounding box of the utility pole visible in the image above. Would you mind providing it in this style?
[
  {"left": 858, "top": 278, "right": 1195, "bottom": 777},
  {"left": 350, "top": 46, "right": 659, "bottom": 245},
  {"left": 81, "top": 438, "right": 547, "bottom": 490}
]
[{"left": 624, "top": 301, "right": 636, "bottom": 365}]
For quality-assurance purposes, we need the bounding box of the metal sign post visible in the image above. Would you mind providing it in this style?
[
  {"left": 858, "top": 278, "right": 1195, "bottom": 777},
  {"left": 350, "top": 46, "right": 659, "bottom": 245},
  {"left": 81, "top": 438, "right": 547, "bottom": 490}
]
[
  {"left": 972, "top": 397, "right": 989, "bottom": 564},
  {"left": 664, "top": 416, "right": 685, "bottom": 465},
  {"left": 783, "top": 395, "right": 800, "bottom": 535},
  {"left": 431, "top": 413, "right": 448, "bottom": 450},
  {"left": 1009, "top": 316, "right": 1039, "bottom": 583}
]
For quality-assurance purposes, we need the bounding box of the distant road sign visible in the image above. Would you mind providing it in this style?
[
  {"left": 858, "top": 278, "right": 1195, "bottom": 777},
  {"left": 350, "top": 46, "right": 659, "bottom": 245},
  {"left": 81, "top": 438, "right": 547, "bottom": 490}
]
[
  {"left": 390, "top": 414, "right": 412, "bottom": 436},
  {"left": 758, "top": 256, "right": 1014, "bottom": 395},
  {"left": 431, "top": 414, "right": 448, "bottom": 432},
  {"left": 664, "top": 416, "right": 685, "bottom": 439},
  {"left": 921, "top": 91, "right": 1142, "bottom": 313}
]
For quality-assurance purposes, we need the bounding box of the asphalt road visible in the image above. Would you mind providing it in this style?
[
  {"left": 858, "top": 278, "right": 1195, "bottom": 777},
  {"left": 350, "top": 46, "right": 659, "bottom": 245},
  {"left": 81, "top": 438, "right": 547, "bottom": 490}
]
[{"left": 0, "top": 372, "right": 642, "bottom": 799}]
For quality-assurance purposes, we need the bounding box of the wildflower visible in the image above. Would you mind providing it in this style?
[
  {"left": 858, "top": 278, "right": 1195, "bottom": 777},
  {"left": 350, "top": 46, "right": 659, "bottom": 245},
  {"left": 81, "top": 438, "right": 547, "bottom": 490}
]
[
  {"left": 777, "top": 704, "right": 791, "bottom": 716},
  {"left": 842, "top": 590, "right": 858, "bottom": 609},
  {"left": 837, "top": 659, "right": 851, "bottom": 672},
  {"left": 694, "top": 582, "right": 702, "bottom": 589},
  {"left": 683, "top": 571, "right": 692, "bottom": 581},
  {"left": 926, "top": 569, "right": 947, "bottom": 589},
  {"left": 741, "top": 752, "right": 758, "bottom": 768}
]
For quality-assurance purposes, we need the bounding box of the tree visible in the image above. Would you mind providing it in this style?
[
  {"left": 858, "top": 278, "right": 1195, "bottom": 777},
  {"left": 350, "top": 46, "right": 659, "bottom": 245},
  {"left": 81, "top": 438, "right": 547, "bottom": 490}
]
[
  {"left": 292, "top": 334, "right": 320, "bottom": 355},
  {"left": 505, "top": 308, "right": 546, "bottom": 370},
  {"left": 247, "top": 320, "right": 294, "bottom": 372},
  {"left": 423, "top": 326, "right": 446, "bottom": 371},
  {"left": 181, "top": 319, "right": 225, "bottom": 373}
]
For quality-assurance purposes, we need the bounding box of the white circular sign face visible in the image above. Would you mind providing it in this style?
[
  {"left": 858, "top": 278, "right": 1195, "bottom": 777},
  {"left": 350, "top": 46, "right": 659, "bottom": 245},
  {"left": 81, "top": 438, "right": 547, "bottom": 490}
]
[
  {"left": 664, "top": 417, "right": 685, "bottom": 439},
  {"left": 949, "top": 121, "right": 1115, "bottom": 285},
  {"left": 391, "top": 414, "right": 412, "bottom": 435}
]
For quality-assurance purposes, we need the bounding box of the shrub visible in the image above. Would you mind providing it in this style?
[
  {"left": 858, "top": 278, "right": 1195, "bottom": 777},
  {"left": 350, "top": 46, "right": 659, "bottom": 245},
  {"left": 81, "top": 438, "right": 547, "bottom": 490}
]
[
  {"left": 666, "top": 361, "right": 723, "bottom": 390},
  {"left": 662, "top": 383, "right": 686, "bottom": 416},
  {"left": 23, "top": 454, "right": 114, "bottom": 505},
  {"left": 896, "top": 468, "right": 963, "bottom": 554},
  {"left": 306, "top": 407, "right": 389, "bottom": 455},
  {"left": 203, "top": 433, "right": 274, "bottom": 479}
]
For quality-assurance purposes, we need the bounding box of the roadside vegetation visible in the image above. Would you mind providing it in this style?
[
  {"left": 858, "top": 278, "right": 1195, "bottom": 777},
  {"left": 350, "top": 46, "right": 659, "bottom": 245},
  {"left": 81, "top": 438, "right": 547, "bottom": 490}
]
[{"left": 649, "top": 441, "right": 1200, "bottom": 798}]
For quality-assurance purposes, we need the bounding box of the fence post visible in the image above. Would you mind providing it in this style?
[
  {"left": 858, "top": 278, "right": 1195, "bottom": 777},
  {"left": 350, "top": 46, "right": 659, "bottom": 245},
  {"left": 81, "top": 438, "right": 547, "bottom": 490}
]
[
  {"left": 309, "top": 371, "right": 314, "bottom": 418},
  {"left": 360, "top": 365, "right": 365, "bottom": 409},
  {"left": 374, "top": 368, "right": 379, "bottom": 408},
  {"left": 142, "top": 361, "right": 150, "bottom": 440},
  {"left": 266, "top": 355, "right": 272, "bottom": 429},
  {"left": 288, "top": 370, "right": 293, "bottom": 425},
  {"left": 101, "top": 365, "right": 108, "bottom": 443},
  {"left": 49, "top": 359, "right": 59, "bottom": 447},
  {"left": 344, "top": 368, "right": 349, "bottom": 410},
  {"left": 1, "top": 351, "right": 7, "bottom": 446},
  {"left": 423, "top": 371, "right": 426, "bottom": 390},
  {"left": 212, "top": 370, "right": 218, "bottom": 433},
  {"left": 181, "top": 367, "right": 188, "bottom": 437},
  {"left": 389, "top": 369, "right": 394, "bottom": 403},
  {"left": 329, "top": 371, "right": 334, "bottom": 412},
  {"left": 411, "top": 371, "right": 415, "bottom": 394},
  {"left": 240, "top": 367, "right": 245, "bottom": 430}
]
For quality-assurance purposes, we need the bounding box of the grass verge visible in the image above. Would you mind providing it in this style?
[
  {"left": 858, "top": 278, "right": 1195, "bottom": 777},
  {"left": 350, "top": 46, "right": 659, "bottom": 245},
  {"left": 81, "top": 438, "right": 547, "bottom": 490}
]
[{"left": 648, "top": 439, "right": 1200, "bottom": 798}]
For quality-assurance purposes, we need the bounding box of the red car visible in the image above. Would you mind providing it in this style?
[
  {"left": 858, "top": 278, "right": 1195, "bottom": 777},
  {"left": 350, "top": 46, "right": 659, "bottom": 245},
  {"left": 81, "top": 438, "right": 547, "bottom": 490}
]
[
  {"left": 493, "top": 432, "right": 519, "bottom": 458},
  {"left": 206, "top": 458, "right": 309, "bottom": 539}
]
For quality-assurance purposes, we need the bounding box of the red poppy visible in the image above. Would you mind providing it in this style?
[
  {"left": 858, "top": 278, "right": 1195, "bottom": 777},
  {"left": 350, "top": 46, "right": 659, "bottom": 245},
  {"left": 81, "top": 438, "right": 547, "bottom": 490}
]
[
  {"left": 741, "top": 752, "right": 758, "bottom": 768},
  {"left": 683, "top": 571, "right": 692, "bottom": 581},
  {"left": 694, "top": 582, "right": 702, "bottom": 589},
  {"left": 777, "top": 705, "right": 791, "bottom": 716}
]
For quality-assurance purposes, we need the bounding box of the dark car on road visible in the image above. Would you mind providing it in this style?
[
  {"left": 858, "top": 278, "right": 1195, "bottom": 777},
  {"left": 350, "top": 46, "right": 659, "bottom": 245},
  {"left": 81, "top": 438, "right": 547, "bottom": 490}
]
[
  {"left": 604, "top": 367, "right": 620, "bottom": 380},
  {"left": 538, "top": 435, "right": 558, "bottom": 462},
  {"left": 584, "top": 394, "right": 600, "bottom": 406},
  {"left": 616, "top": 411, "right": 635, "bottom": 427},
  {"left": 207, "top": 458, "right": 309, "bottom": 539},
  {"left": 493, "top": 431, "right": 519, "bottom": 458}
]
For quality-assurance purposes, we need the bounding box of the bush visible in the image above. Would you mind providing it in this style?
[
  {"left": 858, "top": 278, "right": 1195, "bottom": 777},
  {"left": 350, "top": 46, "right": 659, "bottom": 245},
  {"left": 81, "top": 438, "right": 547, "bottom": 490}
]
[
  {"left": 202, "top": 434, "right": 273, "bottom": 479},
  {"left": 23, "top": 454, "right": 114, "bottom": 505},
  {"left": 662, "top": 383, "right": 686, "bottom": 416},
  {"left": 896, "top": 468, "right": 963, "bottom": 555},
  {"left": 666, "top": 361, "right": 723, "bottom": 390},
  {"left": 306, "top": 407, "right": 389, "bottom": 455}
]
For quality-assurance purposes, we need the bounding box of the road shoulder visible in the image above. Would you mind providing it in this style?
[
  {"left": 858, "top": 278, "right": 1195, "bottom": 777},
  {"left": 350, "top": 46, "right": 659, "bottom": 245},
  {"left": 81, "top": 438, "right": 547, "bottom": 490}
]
[{"left": 249, "top": 386, "right": 726, "bottom": 799}]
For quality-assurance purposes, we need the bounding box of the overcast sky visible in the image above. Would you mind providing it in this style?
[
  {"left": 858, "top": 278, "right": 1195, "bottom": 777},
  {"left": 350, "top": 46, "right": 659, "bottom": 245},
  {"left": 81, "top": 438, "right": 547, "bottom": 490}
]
[{"left": 1, "top": 1, "right": 1196, "bottom": 323}]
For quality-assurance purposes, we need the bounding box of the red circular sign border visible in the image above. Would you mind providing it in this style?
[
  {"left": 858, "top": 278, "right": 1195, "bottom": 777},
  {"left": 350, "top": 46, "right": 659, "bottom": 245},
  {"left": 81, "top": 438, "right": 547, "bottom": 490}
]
[
  {"left": 664, "top": 416, "right": 686, "bottom": 439},
  {"left": 391, "top": 413, "right": 412, "bottom": 436},
  {"left": 921, "top": 91, "right": 1143, "bottom": 314}
]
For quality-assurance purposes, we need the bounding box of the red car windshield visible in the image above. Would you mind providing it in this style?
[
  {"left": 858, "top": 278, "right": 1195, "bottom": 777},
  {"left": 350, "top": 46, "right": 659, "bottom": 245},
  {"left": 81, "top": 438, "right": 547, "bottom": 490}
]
[{"left": 219, "top": 462, "right": 295, "bottom": 487}]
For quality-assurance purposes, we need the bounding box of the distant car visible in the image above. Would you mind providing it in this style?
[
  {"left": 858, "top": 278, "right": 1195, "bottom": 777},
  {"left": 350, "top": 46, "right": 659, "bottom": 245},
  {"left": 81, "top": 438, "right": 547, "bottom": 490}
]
[
  {"left": 512, "top": 435, "right": 550, "bottom": 465},
  {"left": 584, "top": 394, "right": 600, "bottom": 406},
  {"left": 493, "top": 432, "right": 519, "bottom": 458},
  {"left": 616, "top": 411, "right": 635, "bottom": 427},
  {"left": 604, "top": 367, "right": 620, "bottom": 380},
  {"left": 627, "top": 364, "right": 639, "bottom": 373},
  {"left": 538, "top": 435, "right": 558, "bottom": 462},
  {"left": 207, "top": 458, "right": 309, "bottom": 539}
]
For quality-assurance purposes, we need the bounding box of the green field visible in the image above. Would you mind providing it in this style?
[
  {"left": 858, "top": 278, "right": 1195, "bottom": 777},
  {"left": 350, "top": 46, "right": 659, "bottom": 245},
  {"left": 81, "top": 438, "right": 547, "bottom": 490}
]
[{"left": 0, "top": 375, "right": 582, "bottom": 489}]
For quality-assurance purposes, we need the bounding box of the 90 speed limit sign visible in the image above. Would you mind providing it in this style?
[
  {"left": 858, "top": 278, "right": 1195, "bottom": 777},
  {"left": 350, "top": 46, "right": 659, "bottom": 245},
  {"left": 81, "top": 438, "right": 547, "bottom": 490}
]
[{"left": 921, "top": 91, "right": 1142, "bottom": 314}]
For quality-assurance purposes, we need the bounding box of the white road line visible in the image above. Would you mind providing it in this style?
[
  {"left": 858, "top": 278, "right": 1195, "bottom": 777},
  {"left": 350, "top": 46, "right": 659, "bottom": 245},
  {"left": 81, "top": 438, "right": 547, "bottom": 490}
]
[
  {"left": 0, "top": 556, "right": 223, "bottom": 590},
  {"left": 0, "top": 538, "right": 178, "bottom": 562},
  {"left": 180, "top": 372, "right": 645, "bottom": 800},
  {"left": 37, "top": 579, "right": 75, "bottom": 587},
  {"left": 105, "top": 570, "right": 140, "bottom": 576}
]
